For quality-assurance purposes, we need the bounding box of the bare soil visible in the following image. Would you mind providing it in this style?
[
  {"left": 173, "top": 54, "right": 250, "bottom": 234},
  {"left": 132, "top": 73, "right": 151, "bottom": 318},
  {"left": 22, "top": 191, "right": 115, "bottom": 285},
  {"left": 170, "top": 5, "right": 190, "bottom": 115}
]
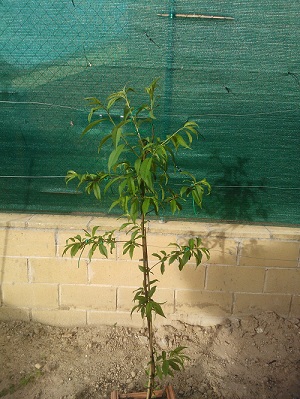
[{"left": 0, "top": 312, "right": 299, "bottom": 399}]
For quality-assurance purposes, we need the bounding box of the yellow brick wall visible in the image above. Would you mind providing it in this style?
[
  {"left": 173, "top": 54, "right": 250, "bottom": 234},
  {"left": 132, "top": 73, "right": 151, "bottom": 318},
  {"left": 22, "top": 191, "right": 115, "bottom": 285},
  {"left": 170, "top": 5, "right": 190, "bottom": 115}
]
[{"left": 0, "top": 213, "right": 299, "bottom": 327}]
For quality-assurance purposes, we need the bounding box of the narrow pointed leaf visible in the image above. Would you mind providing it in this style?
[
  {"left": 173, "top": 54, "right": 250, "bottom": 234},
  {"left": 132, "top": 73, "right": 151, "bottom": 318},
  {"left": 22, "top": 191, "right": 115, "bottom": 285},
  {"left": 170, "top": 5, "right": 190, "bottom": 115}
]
[
  {"left": 82, "top": 118, "right": 106, "bottom": 136},
  {"left": 98, "top": 133, "right": 112, "bottom": 153},
  {"left": 108, "top": 144, "right": 125, "bottom": 171}
]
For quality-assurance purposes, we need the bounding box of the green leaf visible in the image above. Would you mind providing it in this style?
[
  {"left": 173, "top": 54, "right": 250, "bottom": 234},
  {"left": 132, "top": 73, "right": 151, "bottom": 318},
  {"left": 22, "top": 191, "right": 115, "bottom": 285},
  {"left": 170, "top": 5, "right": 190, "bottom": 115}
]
[
  {"left": 104, "top": 176, "right": 122, "bottom": 194},
  {"left": 170, "top": 199, "right": 177, "bottom": 214},
  {"left": 70, "top": 243, "right": 81, "bottom": 257},
  {"left": 169, "top": 254, "right": 178, "bottom": 265},
  {"left": 99, "top": 243, "right": 108, "bottom": 258},
  {"left": 92, "top": 183, "right": 101, "bottom": 200},
  {"left": 184, "top": 130, "right": 193, "bottom": 143},
  {"left": 108, "top": 144, "right": 125, "bottom": 171},
  {"left": 188, "top": 238, "right": 195, "bottom": 249},
  {"left": 136, "top": 103, "right": 150, "bottom": 116},
  {"left": 203, "top": 248, "right": 210, "bottom": 260},
  {"left": 175, "top": 134, "right": 190, "bottom": 149},
  {"left": 91, "top": 226, "right": 99, "bottom": 236},
  {"left": 172, "top": 346, "right": 187, "bottom": 354},
  {"left": 85, "top": 97, "right": 105, "bottom": 118},
  {"left": 82, "top": 118, "right": 106, "bottom": 136},
  {"left": 134, "top": 158, "right": 141, "bottom": 174},
  {"left": 149, "top": 279, "right": 159, "bottom": 285},
  {"left": 112, "top": 120, "right": 130, "bottom": 148},
  {"left": 183, "top": 120, "right": 199, "bottom": 136},
  {"left": 118, "top": 179, "right": 127, "bottom": 196},
  {"left": 142, "top": 197, "right": 151, "bottom": 215},
  {"left": 146, "top": 302, "right": 153, "bottom": 320},
  {"left": 98, "top": 133, "right": 112, "bottom": 153},
  {"left": 119, "top": 222, "right": 132, "bottom": 231},
  {"left": 122, "top": 243, "right": 130, "bottom": 255},
  {"left": 200, "top": 178, "right": 212, "bottom": 194},
  {"left": 151, "top": 196, "right": 159, "bottom": 213},
  {"left": 88, "top": 246, "right": 95, "bottom": 260},
  {"left": 127, "top": 175, "right": 137, "bottom": 195},
  {"left": 65, "top": 170, "right": 79, "bottom": 184},
  {"left": 123, "top": 241, "right": 136, "bottom": 259},
  {"left": 145, "top": 77, "right": 160, "bottom": 102},
  {"left": 123, "top": 105, "right": 133, "bottom": 120},
  {"left": 148, "top": 286, "right": 157, "bottom": 298},
  {"left": 133, "top": 287, "right": 144, "bottom": 297},
  {"left": 180, "top": 250, "right": 191, "bottom": 270},
  {"left": 180, "top": 186, "right": 189, "bottom": 197},
  {"left": 162, "top": 360, "right": 170, "bottom": 376},
  {"left": 109, "top": 198, "right": 121, "bottom": 212},
  {"left": 192, "top": 188, "right": 202, "bottom": 207},
  {"left": 195, "top": 250, "right": 203, "bottom": 266},
  {"left": 156, "top": 365, "right": 163, "bottom": 380},
  {"left": 107, "top": 91, "right": 125, "bottom": 109},
  {"left": 149, "top": 109, "right": 156, "bottom": 119},
  {"left": 130, "top": 198, "right": 139, "bottom": 223},
  {"left": 85, "top": 96, "right": 103, "bottom": 104},
  {"left": 131, "top": 304, "right": 142, "bottom": 316},
  {"left": 169, "top": 360, "right": 181, "bottom": 371},
  {"left": 139, "top": 157, "right": 153, "bottom": 189},
  {"left": 152, "top": 301, "right": 166, "bottom": 318}
]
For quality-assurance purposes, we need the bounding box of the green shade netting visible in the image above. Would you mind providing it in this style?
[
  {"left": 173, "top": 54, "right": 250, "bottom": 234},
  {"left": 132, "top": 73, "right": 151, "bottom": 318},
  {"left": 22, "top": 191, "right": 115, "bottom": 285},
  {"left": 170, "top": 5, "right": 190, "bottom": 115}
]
[{"left": 0, "top": 0, "right": 299, "bottom": 224}]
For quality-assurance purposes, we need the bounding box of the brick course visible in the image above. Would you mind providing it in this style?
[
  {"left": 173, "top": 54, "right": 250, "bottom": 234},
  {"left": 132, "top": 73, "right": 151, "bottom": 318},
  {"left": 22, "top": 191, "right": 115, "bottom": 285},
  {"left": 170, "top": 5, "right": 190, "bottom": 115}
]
[{"left": 0, "top": 213, "right": 299, "bottom": 326}]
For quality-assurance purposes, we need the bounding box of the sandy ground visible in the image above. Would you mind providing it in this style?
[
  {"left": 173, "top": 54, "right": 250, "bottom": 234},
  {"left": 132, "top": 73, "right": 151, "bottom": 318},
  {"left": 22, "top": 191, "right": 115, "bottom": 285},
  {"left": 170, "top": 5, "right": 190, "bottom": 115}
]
[{"left": 0, "top": 312, "right": 299, "bottom": 399}]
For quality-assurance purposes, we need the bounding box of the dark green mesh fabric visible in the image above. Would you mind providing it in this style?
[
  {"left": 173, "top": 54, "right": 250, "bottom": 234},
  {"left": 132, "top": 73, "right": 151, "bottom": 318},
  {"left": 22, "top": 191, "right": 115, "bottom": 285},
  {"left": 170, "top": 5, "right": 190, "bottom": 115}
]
[{"left": 1, "top": 1, "right": 299, "bottom": 224}]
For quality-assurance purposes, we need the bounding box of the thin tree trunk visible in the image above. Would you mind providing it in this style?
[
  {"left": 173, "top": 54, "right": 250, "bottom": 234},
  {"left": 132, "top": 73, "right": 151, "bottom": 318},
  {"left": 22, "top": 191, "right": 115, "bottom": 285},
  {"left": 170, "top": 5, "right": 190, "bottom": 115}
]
[{"left": 141, "top": 213, "right": 155, "bottom": 399}]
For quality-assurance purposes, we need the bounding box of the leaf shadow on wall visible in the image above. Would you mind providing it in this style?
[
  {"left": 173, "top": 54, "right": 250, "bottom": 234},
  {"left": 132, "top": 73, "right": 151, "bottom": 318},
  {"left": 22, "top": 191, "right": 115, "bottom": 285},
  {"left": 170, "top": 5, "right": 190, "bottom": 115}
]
[{"left": 202, "top": 153, "right": 269, "bottom": 223}]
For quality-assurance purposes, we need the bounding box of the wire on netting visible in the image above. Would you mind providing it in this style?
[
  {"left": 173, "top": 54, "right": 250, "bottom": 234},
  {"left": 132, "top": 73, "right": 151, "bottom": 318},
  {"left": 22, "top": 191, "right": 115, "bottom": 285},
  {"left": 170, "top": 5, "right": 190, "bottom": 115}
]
[
  {"left": 0, "top": 101, "right": 299, "bottom": 118},
  {"left": 0, "top": 176, "right": 299, "bottom": 193},
  {"left": 0, "top": 176, "right": 66, "bottom": 179},
  {"left": 0, "top": 100, "right": 85, "bottom": 112}
]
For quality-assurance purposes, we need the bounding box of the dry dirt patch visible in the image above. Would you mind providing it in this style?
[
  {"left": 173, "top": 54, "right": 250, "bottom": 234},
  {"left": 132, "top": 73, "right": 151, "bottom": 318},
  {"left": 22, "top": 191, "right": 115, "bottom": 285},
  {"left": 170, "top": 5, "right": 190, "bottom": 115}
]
[{"left": 0, "top": 312, "right": 299, "bottom": 399}]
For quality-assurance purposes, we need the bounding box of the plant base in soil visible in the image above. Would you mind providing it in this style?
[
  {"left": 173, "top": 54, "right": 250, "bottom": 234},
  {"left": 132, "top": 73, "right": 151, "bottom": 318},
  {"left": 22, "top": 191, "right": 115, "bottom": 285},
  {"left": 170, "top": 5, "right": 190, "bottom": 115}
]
[{"left": 111, "top": 384, "right": 176, "bottom": 399}]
